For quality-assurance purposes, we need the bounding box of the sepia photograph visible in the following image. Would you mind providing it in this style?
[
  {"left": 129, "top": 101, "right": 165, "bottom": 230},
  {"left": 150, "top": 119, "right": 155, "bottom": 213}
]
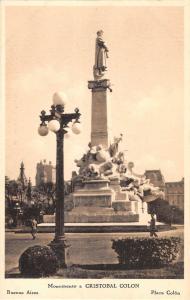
[{"left": 1, "top": 0, "right": 190, "bottom": 299}]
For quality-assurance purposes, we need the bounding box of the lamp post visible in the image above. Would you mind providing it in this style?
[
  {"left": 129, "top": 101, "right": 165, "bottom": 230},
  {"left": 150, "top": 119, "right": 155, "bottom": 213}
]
[
  {"left": 171, "top": 206, "right": 176, "bottom": 227},
  {"left": 38, "top": 92, "right": 81, "bottom": 267}
]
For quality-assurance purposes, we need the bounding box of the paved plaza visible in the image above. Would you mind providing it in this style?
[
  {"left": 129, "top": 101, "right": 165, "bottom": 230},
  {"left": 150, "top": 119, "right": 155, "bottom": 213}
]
[{"left": 5, "top": 227, "right": 184, "bottom": 278}]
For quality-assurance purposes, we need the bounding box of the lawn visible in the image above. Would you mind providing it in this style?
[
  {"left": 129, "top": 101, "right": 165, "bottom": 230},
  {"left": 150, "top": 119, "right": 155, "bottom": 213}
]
[{"left": 6, "top": 226, "right": 184, "bottom": 279}]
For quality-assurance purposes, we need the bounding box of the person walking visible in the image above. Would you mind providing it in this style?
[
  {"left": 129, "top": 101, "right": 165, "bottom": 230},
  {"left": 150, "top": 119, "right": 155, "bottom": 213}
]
[
  {"left": 30, "top": 218, "right": 38, "bottom": 240},
  {"left": 149, "top": 214, "right": 158, "bottom": 237},
  {"left": 8, "top": 217, "right": 13, "bottom": 228}
]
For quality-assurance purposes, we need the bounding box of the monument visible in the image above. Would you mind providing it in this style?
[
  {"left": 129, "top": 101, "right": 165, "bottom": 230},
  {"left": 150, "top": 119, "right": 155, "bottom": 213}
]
[
  {"left": 66, "top": 31, "right": 164, "bottom": 224},
  {"left": 42, "top": 31, "right": 164, "bottom": 229}
]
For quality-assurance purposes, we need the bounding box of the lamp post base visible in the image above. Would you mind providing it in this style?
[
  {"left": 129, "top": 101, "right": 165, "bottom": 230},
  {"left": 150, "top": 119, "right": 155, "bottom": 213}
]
[{"left": 49, "top": 236, "right": 69, "bottom": 268}]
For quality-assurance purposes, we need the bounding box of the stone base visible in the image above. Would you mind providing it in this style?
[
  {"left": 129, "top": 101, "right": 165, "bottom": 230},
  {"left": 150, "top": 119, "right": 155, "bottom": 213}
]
[
  {"left": 43, "top": 180, "right": 152, "bottom": 224},
  {"left": 66, "top": 207, "right": 139, "bottom": 223},
  {"left": 49, "top": 238, "right": 69, "bottom": 268},
  {"left": 43, "top": 200, "right": 149, "bottom": 224},
  {"left": 34, "top": 221, "right": 171, "bottom": 233},
  {"left": 73, "top": 179, "right": 114, "bottom": 208},
  {"left": 44, "top": 214, "right": 56, "bottom": 223},
  {"left": 112, "top": 200, "right": 138, "bottom": 212},
  {"left": 44, "top": 209, "right": 139, "bottom": 223},
  {"left": 73, "top": 191, "right": 113, "bottom": 208}
]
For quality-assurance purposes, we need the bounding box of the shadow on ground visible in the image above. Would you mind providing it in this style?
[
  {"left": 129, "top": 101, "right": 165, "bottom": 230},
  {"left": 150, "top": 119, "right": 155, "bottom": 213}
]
[
  {"left": 76, "top": 263, "right": 165, "bottom": 270},
  {"left": 6, "top": 262, "right": 184, "bottom": 279}
]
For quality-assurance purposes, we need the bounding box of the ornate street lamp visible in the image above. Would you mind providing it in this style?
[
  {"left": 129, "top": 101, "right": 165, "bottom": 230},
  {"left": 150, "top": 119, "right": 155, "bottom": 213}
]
[{"left": 38, "top": 92, "right": 81, "bottom": 267}]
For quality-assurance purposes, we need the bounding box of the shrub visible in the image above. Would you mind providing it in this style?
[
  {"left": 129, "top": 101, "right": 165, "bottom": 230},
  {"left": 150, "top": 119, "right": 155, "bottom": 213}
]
[
  {"left": 19, "top": 245, "right": 58, "bottom": 277},
  {"left": 112, "top": 237, "right": 181, "bottom": 268},
  {"left": 170, "top": 206, "right": 184, "bottom": 224}
]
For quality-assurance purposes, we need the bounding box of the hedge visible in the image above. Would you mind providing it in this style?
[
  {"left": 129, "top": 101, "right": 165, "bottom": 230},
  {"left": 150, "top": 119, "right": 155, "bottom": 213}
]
[{"left": 112, "top": 237, "right": 181, "bottom": 268}]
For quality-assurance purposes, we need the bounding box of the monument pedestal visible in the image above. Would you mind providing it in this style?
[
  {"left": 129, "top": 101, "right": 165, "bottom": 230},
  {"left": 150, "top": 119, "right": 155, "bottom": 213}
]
[
  {"left": 66, "top": 179, "right": 139, "bottom": 223},
  {"left": 73, "top": 180, "right": 113, "bottom": 208}
]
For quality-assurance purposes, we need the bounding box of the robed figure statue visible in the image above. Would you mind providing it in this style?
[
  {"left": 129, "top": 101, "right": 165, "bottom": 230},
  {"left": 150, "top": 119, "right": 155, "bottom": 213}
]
[{"left": 94, "top": 30, "right": 109, "bottom": 79}]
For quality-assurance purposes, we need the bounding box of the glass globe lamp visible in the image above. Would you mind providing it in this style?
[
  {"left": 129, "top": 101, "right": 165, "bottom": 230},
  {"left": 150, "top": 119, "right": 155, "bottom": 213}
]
[
  {"left": 38, "top": 124, "right": 49, "bottom": 136},
  {"left": 72, "top": 122, "right": 82, "bottom": 135},
  {"left": 53, "top": 92, "right": 67, "bottom": 106},
  {"left": 48, "top": 119, "right": 60, "bottom": 132}
]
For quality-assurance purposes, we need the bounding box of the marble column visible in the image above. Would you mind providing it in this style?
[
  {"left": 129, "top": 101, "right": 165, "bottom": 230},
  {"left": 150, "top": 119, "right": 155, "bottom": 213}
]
[{"left": 88, "top": 79, "right": 112, "bottom": 149}]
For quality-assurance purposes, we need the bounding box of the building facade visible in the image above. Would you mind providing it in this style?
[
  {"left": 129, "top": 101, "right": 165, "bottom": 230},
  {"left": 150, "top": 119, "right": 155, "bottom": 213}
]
[
  {"left": 144, "top": 170, "right": 184, "bottom": 211},
  {"left": 165, "top": 178, "right": 184, "bottom": 210},
  {"left": 35, "top": 160, "right": 56, "bottom": 186}
]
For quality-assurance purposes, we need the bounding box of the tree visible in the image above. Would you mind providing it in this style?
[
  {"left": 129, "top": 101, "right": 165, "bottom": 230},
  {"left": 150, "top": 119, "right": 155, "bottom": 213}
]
[
  {"left": 34, "top": 182, "right": 56, "bottom": 213},
  {"left": 148, "top": 198, "right": 184, "bottom": 224}
]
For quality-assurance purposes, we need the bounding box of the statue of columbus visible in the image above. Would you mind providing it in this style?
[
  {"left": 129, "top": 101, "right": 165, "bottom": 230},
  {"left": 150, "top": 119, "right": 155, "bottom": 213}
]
[{"left": 94, "top": 30, "right": 109, "bottom": 79}]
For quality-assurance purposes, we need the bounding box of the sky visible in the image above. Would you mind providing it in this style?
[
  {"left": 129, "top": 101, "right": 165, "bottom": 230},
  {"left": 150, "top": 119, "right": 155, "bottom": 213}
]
[{"left": 5, "top": 4, "right": 184, "bottom": 184}]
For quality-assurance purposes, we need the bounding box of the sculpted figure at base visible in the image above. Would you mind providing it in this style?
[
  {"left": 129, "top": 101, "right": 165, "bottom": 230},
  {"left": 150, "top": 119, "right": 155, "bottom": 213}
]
[
  {"left": 73, "top": 131, "right": 164, "bottom": 204},
  {"left": 74, "top": 134, "right": 128, "bottom": 180},
  {"left": 120, "top": 162, "right": 165, "bottom": 203},
  {"left": 109, "top": 134, "right": 123, "bottom": 157}
]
